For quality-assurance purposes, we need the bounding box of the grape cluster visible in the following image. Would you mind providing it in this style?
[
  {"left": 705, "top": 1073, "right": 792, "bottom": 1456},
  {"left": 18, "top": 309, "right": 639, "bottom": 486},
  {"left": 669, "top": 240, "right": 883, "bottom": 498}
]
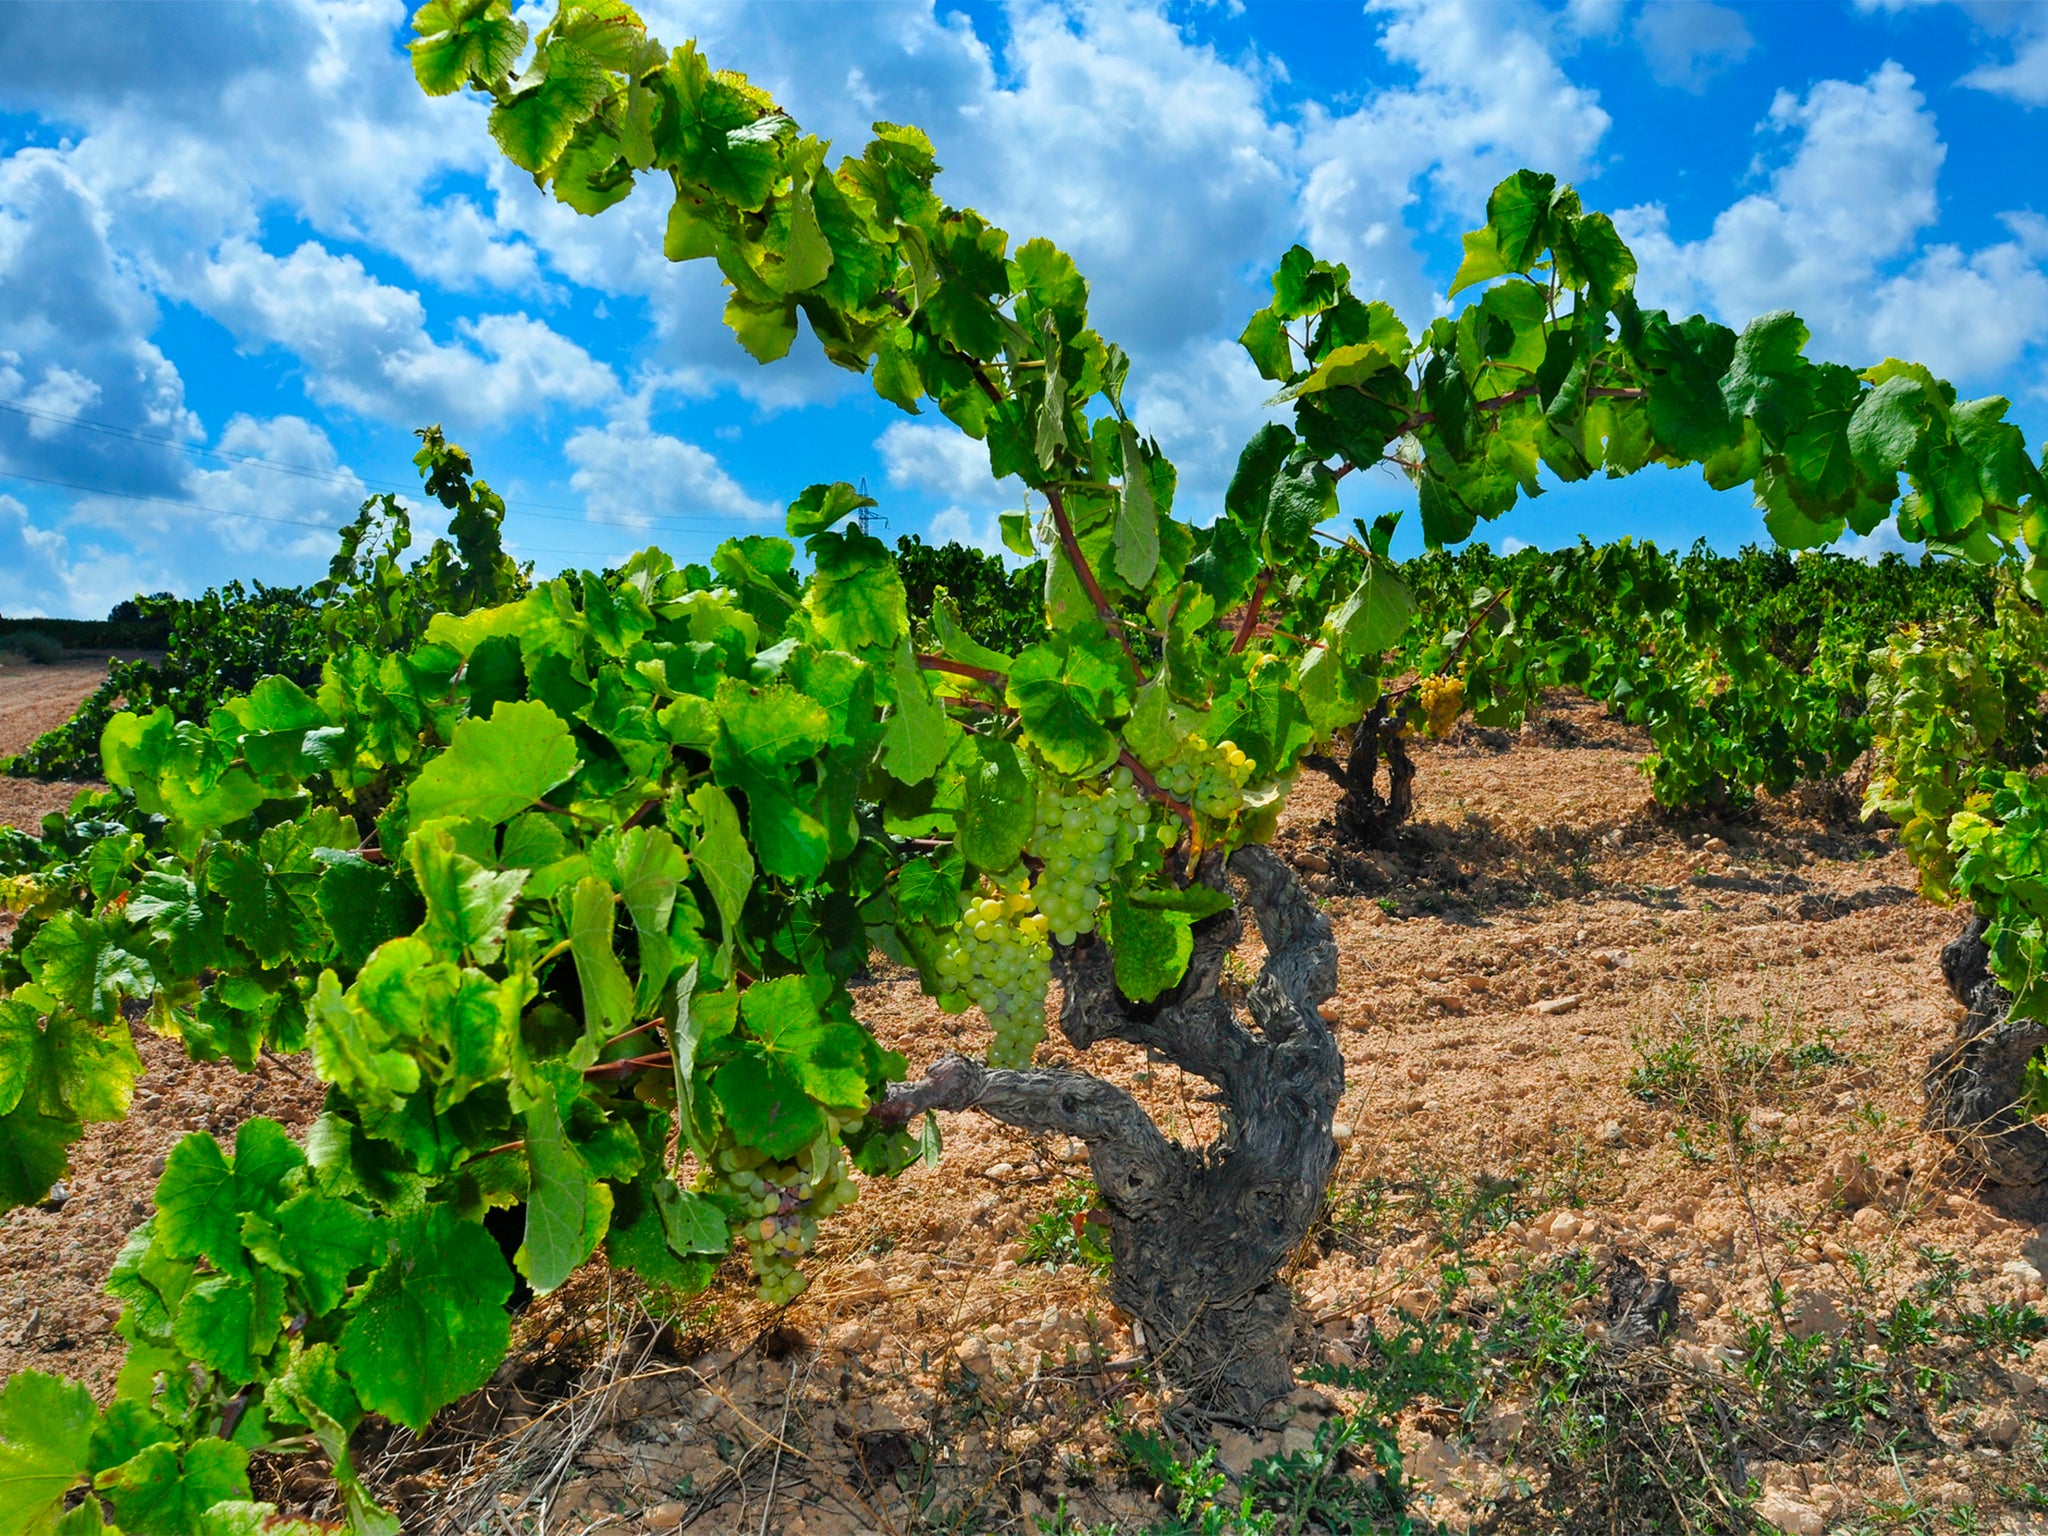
[
  {"left": 1152, "top": 735, "right": 1254, "bottom": 820},
  {"left": 1418, "top": 675, "right": 1466, "bottom": 738},
  {"left": 935, "top": 885, "right": 1053, "bottom": 1067},
  {"left": 701, "top": 1136, "right": 859, "bottom": 1304},
  {"left": 1028, "top": 767, "right": 1153, "bottom": 946}
]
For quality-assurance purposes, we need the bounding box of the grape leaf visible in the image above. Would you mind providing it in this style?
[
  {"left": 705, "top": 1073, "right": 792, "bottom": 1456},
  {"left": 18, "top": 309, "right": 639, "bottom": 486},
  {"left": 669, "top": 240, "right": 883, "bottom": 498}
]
[
  {"left": 881, "top": 646, "right": 960, "bottom": 786},
  {"left": 98, "top": 1438, "right": 251, "bottom": 1536},
  {"left": 408, "top": 700, "right": 581, "bottom": 828},
  {"left": 1114, "top": 421, "right": 1159, "bottom": 589},
  {"left": 0, "top": 1102, "right": 80, "bottom": 1212},
  {"left": 1005, "top": 639, "right": 1122, "bottom": 777},
  {"left": 409, "top": 827, "right": 529, "bottom": 964},
  {"left": 337, "top": 1205, "right": 513, "bottom": 1433},
  {"left": 956, "top": 736, "right": 1033, "bottom": 874},
  {"left": 1329, "top": 562, "right": 1417, "bottom": 661},
  {"left": 784, "top": 482, "right": 876, "bottom": 539},
  {"left": 1107, "top": 887, "right": 1194, "bottom": 1004},
  {"left": 711, "top": 1048, "right": 823, "bottom": 1159},
  {"left": 686, "top": 785, "right": 753, "bottom": 948},
  {"left": 0, "top": 1370, "right": 96, "bottom": 1535},
  {"left": 519, "top": 1087, "right": 611, "bottom": 1295},
  {"left": 568, "top": 877, "right": 633, "bottom": 1061}
]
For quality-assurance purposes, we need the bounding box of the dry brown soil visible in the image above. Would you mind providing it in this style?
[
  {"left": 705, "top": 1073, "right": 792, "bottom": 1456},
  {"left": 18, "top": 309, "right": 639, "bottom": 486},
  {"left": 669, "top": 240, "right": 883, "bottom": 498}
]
[
  {"left": 0, "top": 654, "right": 123, "bottom": 827},
  {"left": 4, "top": 688, "right": 2045, "bottom": 1536}
]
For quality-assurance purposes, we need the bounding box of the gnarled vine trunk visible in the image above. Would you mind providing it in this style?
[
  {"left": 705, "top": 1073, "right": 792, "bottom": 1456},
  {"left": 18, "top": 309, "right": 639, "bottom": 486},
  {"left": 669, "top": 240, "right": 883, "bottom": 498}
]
[
  {"left": 1303, "top": 702, "right": 1414, "bottom": 850},
  {"left": 878, "top": 845, "right": 1342, "bottom": 1420},
  {"left": 1926, "top": 916, "right": 2048, "bottom": 1189}
]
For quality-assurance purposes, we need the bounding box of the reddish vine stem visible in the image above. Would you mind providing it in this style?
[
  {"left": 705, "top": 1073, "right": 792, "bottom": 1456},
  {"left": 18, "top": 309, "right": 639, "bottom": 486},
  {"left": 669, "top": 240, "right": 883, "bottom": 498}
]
[
  {"left": 889, "top": 292, "right": 1145, "bottom": 681},
  {"left": 584, "top": 1050, "right": 673, "bottom": 1082},
  {"left": 916, "top": 654, "right": 1005, "bottom": 686},
  {"left": 1118, "top": 748, "right": 1194, "bottom": 835},
  {"left": 1045, "top": 486, "right": 1145, "bottom": 678},
  {"left": 1230, "top": 570, "right": 1271, "bottom": 655}
]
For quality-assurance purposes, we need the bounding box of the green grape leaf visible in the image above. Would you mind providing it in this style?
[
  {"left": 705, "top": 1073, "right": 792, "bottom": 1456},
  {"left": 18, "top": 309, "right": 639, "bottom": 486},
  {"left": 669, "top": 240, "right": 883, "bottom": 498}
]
[
  {"left": 0, "top": 1370, "right": 97, "bottom": 1535},
  {"left": 153, "top": 1134, "right": 244, "bottom": 1273},
  {"left": 41, "top": 1011, "right": 143, "bottom": 1125},
  {"left": 802, "top": 526, "right": 909, "bottom": 654},
  {"left": 408, "top": 700, "right": 581, "bottom": 828},
  {"left": 956, "top": 735, "right": 1034, "bottom": 875},
  {"left": 0, "top": 1000, "right": 32, "bottom": 1118},
  {"left": 255, "top": 1192, "right": 377, "bottom": 1316},
  {"left": 892, "top": 857, "right": 962, "bottom": 928},
  {"left": 711, "top": 1048, "right": 824, "bottom": 1159},
  {"left": 23, "top": 913, "right": 154, "bottom": 1026},
  {"left": 1114, "top": 420, "right": 1160, "bottom": 589},
  {"left": 0, "top": 1103, "right": 79, "bottom": 1212},
  {"left": 127, "top": 872, "right": 226, "bottom": 977},
  {"left": 410, "top": 0, "right": 527, "bottom": 95},
  {"left": 314, "top": 856, "right": 423, "bottom": 973},
  {"left": 1329, "top": 561, "right": 1417, "bottom": 661},
  {"left": 1267, "top": 341, "right": 1398, "bottom": 405},
  {"left": 1237, "top": 305, "right": 1292, "bottom": 382},
  {"left": 655, "top": 1179, "right": 729, "bottom": 1255},
  {"left": 686, "top": 785, "right": 753, "bottom": 946},
  {"left": 98, "top": 1438, "right": 251, "bottom": 1536},
  {"left": 407, "top": 831, "right": 528, "bottom": 962},
  {"left": 520, "top": 1088, "right": 611, "bottom": 1294},
  {"left": 881, "top": 646, "right": 960, "bottom": 786},
  {"left": 1006, "top": 638, "right": 1123, "bottom": 777},
  {"left": 172, "top": 1268, "right": 287, "bottom": 1386},
  {"left": 205, "top": 837, "right": 327, "bottom": 969},
  {"left": 568, "top": 877, "right": 634, "bottom": 1059},
  {"left": 785, "top": 481, "right": 876, "bottom": 540},
  {"left": 337, "top": 1205, "right": 513, "bottom": 1434},
  {"left": 1107, "top": 887, "right": 1194, "bottom": 1004},
  {"left": 1225, "top": 423, "right": 1293, "bottom": 523},
  {"left": 488, "top": 31, "right": 615, "bottom": 175}
]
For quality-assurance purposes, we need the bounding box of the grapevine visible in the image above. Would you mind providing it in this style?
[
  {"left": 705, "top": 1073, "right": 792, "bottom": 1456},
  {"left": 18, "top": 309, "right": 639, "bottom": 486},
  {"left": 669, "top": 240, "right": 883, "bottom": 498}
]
[{"left": 0, "top": 4, "right": 2037, "bottom": 1530}]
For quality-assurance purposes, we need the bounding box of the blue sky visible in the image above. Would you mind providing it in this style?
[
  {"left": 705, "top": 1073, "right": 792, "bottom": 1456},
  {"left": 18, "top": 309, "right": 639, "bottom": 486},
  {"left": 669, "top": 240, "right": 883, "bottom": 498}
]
[{"left": 1, "top": 0, "right": 2045, "bottom": 617}]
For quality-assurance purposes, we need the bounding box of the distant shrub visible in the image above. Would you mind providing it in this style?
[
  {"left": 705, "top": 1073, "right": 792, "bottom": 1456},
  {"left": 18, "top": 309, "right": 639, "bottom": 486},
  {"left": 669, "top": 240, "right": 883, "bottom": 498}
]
[{"left": 0, "top": 630, "right": 62, "bottom": 665}]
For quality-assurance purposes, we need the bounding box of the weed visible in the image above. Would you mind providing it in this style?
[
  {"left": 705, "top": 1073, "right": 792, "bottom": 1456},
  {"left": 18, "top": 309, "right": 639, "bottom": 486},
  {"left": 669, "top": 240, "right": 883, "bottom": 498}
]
[{"left": 1023, "top": 1179, "right": 1113, "bottom": 1272}]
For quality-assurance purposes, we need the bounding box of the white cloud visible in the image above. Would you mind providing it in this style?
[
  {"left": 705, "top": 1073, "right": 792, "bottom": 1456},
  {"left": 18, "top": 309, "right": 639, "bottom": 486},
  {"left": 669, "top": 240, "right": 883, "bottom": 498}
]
[
  {"left": 879, "top": 420, "right": 1028, "bottom": 552},
  {"left": 1613, "top": 62, "right": 2048, "bottom": 381},
  {"left": 563, "top": 419, "right": 777, "bottom": 536},
  {"left": 1633, "top": 2, "right": 1755, "bottom": 92},
  {"left": 193, "top": 239, "right": 617, "bottom": 425},
  {"left": 1962, "top": 27, "right": 2048, "bottom": 104},
  {"left": 1297, "top": 1, "right": 1612, "bottom": 326}
]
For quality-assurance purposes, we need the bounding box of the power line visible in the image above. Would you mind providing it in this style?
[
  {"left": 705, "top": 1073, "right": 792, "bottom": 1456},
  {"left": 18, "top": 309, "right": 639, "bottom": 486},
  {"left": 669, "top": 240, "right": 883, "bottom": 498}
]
[{"left": 0, "top": 397, "right": 785, "bottom": 531}]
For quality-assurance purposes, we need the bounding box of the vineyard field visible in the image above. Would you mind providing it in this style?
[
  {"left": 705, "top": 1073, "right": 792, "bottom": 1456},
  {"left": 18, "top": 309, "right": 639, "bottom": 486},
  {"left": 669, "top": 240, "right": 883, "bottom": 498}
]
[
  {"left": 0, "top": 654, "right": 131, "bottom": 832},
  {"left": 4, "top": 676, "right": 2042, "bottom": 1533}
]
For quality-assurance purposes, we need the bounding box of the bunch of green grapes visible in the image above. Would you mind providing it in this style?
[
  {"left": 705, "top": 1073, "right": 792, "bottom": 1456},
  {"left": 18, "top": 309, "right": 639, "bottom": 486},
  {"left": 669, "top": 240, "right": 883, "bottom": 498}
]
[
  {"left": 1028, "top": 766, "right": 1153, "bottom": 946},
  {"left": 1151, "top": 735, "right": 1254, "bottom": 820},
  {"left": 935, "top": 884, "right": 1053, "bottom": 1067},
  {"left": 700, "top": 1135, "right": 859, "bottom": 1304},
  {"left": 1417, "top": 674, "right": 1466, "bottom": 737}
]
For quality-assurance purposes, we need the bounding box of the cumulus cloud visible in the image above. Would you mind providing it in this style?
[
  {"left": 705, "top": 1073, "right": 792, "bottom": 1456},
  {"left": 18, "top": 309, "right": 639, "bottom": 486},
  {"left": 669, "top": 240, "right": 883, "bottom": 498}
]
[
  {"left": 1297, "top": 0, "right": 1612, "bottom": 325},
  {"left": 563, "top": 419, "right": 777, "bottom": 538},
  {"left": 1614, "top": 62, "right": 2048, "bottom": 381},
  {"left": 878, "top": 420, "right": 1028, "bottom": 550},
  {"left": 192, "top": 239, "right": 617, "bottom": 426}
]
